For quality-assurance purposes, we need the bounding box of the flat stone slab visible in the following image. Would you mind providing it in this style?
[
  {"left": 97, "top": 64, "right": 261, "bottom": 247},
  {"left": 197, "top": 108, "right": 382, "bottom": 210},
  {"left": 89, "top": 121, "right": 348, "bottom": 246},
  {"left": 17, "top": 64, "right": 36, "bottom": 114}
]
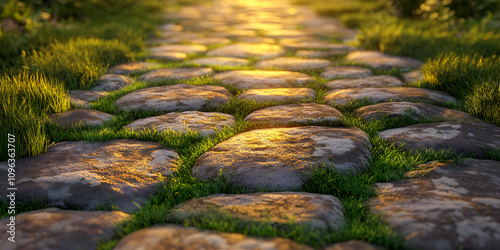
[
  {"left": 244, "top": 103, "right": 344, "bottom": 125},
  {"left": 324, "top": 87, "right": 457, "bottom": 106},
  {"left": 347, "top": 51, "right": 422, "bottom": 71},
  {"left": 236, "top": 36, "right": 276, "bottom": 44},
  {"left": 91, "top": 74, "right": 136, "bottom": 91},
  {"left": 0, "top": 208, "right": 131, "bottom": 250},
  {"left": 168, "top": 192, "right": 345, "bottom": 232},
  {"left": 403, "top": 70, "right": 424, "bottom": 83},
  {"left": 320, "top": 66, "right": 373, "bottom": 79},
  {"left": 113, "top": 224, "right": 313, "bottom": 250},
  {"left": 69, "top": 90, "right": 109, "bottom": 108},
  {"left": 138, "top": 68, "right": 213, "bottom": 82},
  {"left": 124, "top": 111, "right": 235, "bottom": 137},
  {"left": 192, "top": 126, "right": 371, "bottom": 190},
  {"left": 324, "top": 76, "right": 404, "bottom": 89},
  {"left": 237, "top": 88, "right": 315, "bottom": 103},
  {"left": 281, "top": 41, "right": 355, "bottom": 51},
  {"left": 190, "top": 37, "right": 232, "bottom": 45},
  {"left": 108, "top": 62, "right": 161, "bottom": 75},
  {"left": 115, "top": 84, "right": 231, "bottom": 112},
  {"left": 232, "top": 22, "right": 283, "bottom": 30},
  {"left": 158, "top": 23, "right": 183, "bottom": 32},
  {"left": 48, "top": 109, "right": 115, "bottom": 128},
  {"left": 206, "top": 43, "right": 286, "bottom": 59},
  {"left": 146, "top": 51, "right": 187, "bottom": 61},
  {"left": 378, "top": 121, "right": 500, "bottom": 156},
  {"left": 186, "top": 57, "right": 249, "bottom": 67},
  {"left": 213, "top": 70, "right": 314, "bottom": 89},
  {"left": 255, "top": 57, "right": 330, "bottom": 70},
  {"left": 265, "top": 29, "right": 307, "bottom": 38},
  {"left": 296, "top": 50, "right": 349, "bottom": 58},
  {"left": 324, "top": 240, "right": 386, "bottom": 250},
  {"left": 0, "top": 139, "right": 179, "bottom": 212},
  {"left": 210, "top": 29, "right": 258, "bottom": 38},
  {"left": 147, "top": 44, "right": 207, "bottom": 53},
  {"left": 370, "top": 159, "right": 500, "bottom": 250},
  {"left": 353, "top": 102, "right": 476, "bottom": 121}
]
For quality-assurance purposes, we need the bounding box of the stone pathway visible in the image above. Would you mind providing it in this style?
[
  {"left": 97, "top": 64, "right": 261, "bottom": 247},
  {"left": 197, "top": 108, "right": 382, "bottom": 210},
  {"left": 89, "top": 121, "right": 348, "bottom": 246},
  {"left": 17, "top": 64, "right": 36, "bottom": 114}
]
[{"left": 3, "top": 0, "right": 500, "bottom": 249}]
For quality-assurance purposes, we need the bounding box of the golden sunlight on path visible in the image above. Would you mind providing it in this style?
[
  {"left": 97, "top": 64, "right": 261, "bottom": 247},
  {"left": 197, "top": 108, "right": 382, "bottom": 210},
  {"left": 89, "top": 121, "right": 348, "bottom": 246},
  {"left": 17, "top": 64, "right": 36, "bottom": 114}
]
[{"left": 3, "top": 0, "right": 500, "bottom": 249}]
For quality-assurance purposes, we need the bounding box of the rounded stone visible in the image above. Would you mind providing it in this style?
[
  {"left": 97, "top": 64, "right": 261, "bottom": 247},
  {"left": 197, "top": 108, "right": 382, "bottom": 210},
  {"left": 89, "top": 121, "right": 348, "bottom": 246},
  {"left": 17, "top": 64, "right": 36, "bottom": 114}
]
[
  {"left": 206, "top": 43, "right": 286, "bottom": 59},
  {"left": 124, "top": 111, "right": 236, "bottom": 137},
  {"left": 190, "top": 37, "right": 232, "bottom": 45},
  {"left": 244, "top": 103, "right": 344, "bottom": 125},
  {"left": 114, "top": 84, "right": 231, "bottom": 112},
  {"left": 347, "top": 51, "right": 422, "bottom": 72},
  {"left": 138, "top": 68, "right": 213, "bottom": 82},
  {"left": 320, "top": 66, "right": 373, "bottom": 79},
  {"left": 281, "top": 41, "right": 356, "bottom": 51},
  {"left": 353, "top": 102, "right": 476, "bottom": 121},
  {"left": 324, "top": 75, "right": 404, "bottom": 89},
  {"left": 378, "top": 121, "right": 500, "bottom": 156},
  {"left": 210, "top": 29, "right": 258, "bottom": 38},
  {"left": 47, "top": 109, "right": 116, "bottom": 128},
  {"left": 236, "top": 36, "right": 276, "bottom": 44},
  {"left": 213, "top": 70, "right": 314, "bottom": 89},
  {"left": 0, "top": 208, "right": 131, "bottom": 250},
  {"left": 255, "top": 57, "right": 331, "bottom": 70},
  {"left": 370, "top": 159, "right": 500, "bottom": 250},
  {"left": 146, "top": 51, "right": 187, "bottom": 61},
  {"left": 232, "top": 22, "right": 283, "bottom": 30},
  {"left": 186, "top": 57, "right": 249, "bottom": 67},
  {"left": 108, "top": 62, "right": 161, "bottom": 75},
  {"left": 91, "top": 74, "right": 136, "bottom": 91},
  {"left": 168, "top": 192, "right": 345, "bottom": 232},
  {"left": 192, "top": 126, "right": 372, "bottom": 191},
  {"left": 265, "top": 29, "right": 307, "bottom": 39},
  {"left": 296, "top": 50, "right": 349, "bottom": 58},
  {"left": 324, "top": 87, "right": 457, "bottom": 106},
  {"left": 147, "top": 44, "right": 207, "bottom": 54},
  {"left": 0, "top": 139, "right": 180, "bottom": 212},
  {"left": 113, "top": 224, "right": 313, "bottom": 250},
  {"left": 69, "top": 90, "right": 109, "bottom": 108},
  {"left": 237, "top": 88, "right": 316, "bottom": 103}
]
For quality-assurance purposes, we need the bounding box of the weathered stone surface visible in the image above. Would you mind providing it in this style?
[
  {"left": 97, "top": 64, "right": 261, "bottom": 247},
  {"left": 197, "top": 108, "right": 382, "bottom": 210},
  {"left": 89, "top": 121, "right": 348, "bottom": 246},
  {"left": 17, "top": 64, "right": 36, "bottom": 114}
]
[
  {"left": 232, "top": 22, "right": 283, "bottom": 30},
  {"left": 324, "top": 76, "right": 404, "bottom": 89},
  {"left": 244, "top": 103, "right": 344, "bottom": 125},
  {"left": 255, "top": 57, "right": 330, "bottom": 70},
  {"left": 0, "top": 139, "right": 179, "bottom": 212},
  {"left": 265, "top": 29, "right": 307, "bottom": 38},
  {"left": 146, "top": 51, "right": 187, "bottom": 61},
  {"left": 347, "top": 51, "right": 422, "bottom": 71},
  {"left": 320, "top": 66, "right": 373, "bottom": 79},
  {"left": 108, "top": 62, "right": 161, "bottom": 75},
  {"left": 281, "top": 41, "right": 356, "bottom": 51},
  {"left": 48, "top": 109, "right": 115, "bottom": 128},
  {"left": 113, "top": 224, "right": 313, "bottom": 250},
  {"left": 236, "top": 36, "right": 276, "bottom": 44},
  {"left": 237, "top": 88, "right": 315, "bottom": 103},
  {"left": 147, "top": 44, "right": 207, "bottom": 53},
  {"left": 186, "top": 57, "right": 249, "bottom": 67},
  {"left": 69, "top": 90, "right": 109, "bottom": 108},
  {"left": 207, "top": 43, "right": 286, "bottom": 59},
  {"left": 403, "top": 70, "right": 424, "bottom": 83},
  {"left": 158, "top": 23, "right": 183, "bottom": 32},
  {"left": 323, "top": 240, "right": 386, "bottom": 250},
  {"left": 378, "top": 121, "right": 500, "bottom": 156},
  {"left": 370, "top": 159, "right": 500, "bottom": 250},
  {"left": 296, "top": 50, "right": 348, "bottom": 58},
  {"left": 210, "top": 29, "right": 258, "bottom": 38},
  {"left": 91, "top": 74, "right": 136, "bottom": 91},
  {"left": 168, "top": 192, "right": 345, "bottom": 232},
  {"left": 192, "top": 126, "right": 371, "bottom": 190},
  {"left": 213, "top": 70, "right": 314, "bottom": 89},
  {"left": 115, "top": 84, "right": 231, "bottom": 112},
  {"left": 324, "top": 87, "right": 457, "bottom": 106},
  {"left": 191, "top": 37, "right": 232, "bottom": 45},
  {"left": 353, "top": 102, "right": 476, "bottom": 121},
  {"left": 138, "top": 68, "right": 213, "bottom": 82},
  {"left": 69, "top": 90, "right": 109, "bottom": 102},
  {"left": 0, "top": 208, "right": 131, "bottom": 250},
  {"left": 124, "top": 111, "right": 235, "bottom": 137}
]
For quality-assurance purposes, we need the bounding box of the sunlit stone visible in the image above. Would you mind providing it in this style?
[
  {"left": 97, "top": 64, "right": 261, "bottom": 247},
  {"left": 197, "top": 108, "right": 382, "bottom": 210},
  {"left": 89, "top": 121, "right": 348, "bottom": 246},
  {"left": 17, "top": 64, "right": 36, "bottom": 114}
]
[
  {"left": 108, "top": 62, "right": 161, "bottom": 75},
  {"left": 320, "top": 66, "right": 373, "bottom": 79},
  {"left": 347, "top": 51, "right": 422, "bottom": 71},
  {"left": 48, "top": 109, "right": 115, "bottom": 128},
  {"left": 138, "top": 68, "right": 213, "bottom": 82},
  {"left": 213, "top": 70, "right": 314, "bottom": 89},
  {"left": 378, "top": 121, "right": 500, "bottom": 156},
  {"left": 92, "top": 74, "right": 136, "bottom": 91},
  {"left": 281, "top": 41, "right": 356, "bottom": 51},
  {"left": 237, "top": 88, "right": 315, "bottom": 103},
  {"left": 207, "top": 43, "right": 286, "bottom": 59},
  {"left": 146, "top": 44, "right": 207, "bottom": 53},
  {"left": 255, "top": 57, "right": 330, "bottom": 70},
  {"left": 324, "top": 75, "right": 404, "bottom": 89},
  {"left": 244, "top": 103, "right": 344, "bottom": 125},
  {"left": 0, "top": 140, "right": 180, "bottom": 212},
  {"left": 370, "top": 159, "right": 500, "bottom": 250},
  {"left": 192, "top": 126, "right": 371, "bottom": 190},
  {"left": 186, "top": 57, "right": 249, "bottom": 67}
]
